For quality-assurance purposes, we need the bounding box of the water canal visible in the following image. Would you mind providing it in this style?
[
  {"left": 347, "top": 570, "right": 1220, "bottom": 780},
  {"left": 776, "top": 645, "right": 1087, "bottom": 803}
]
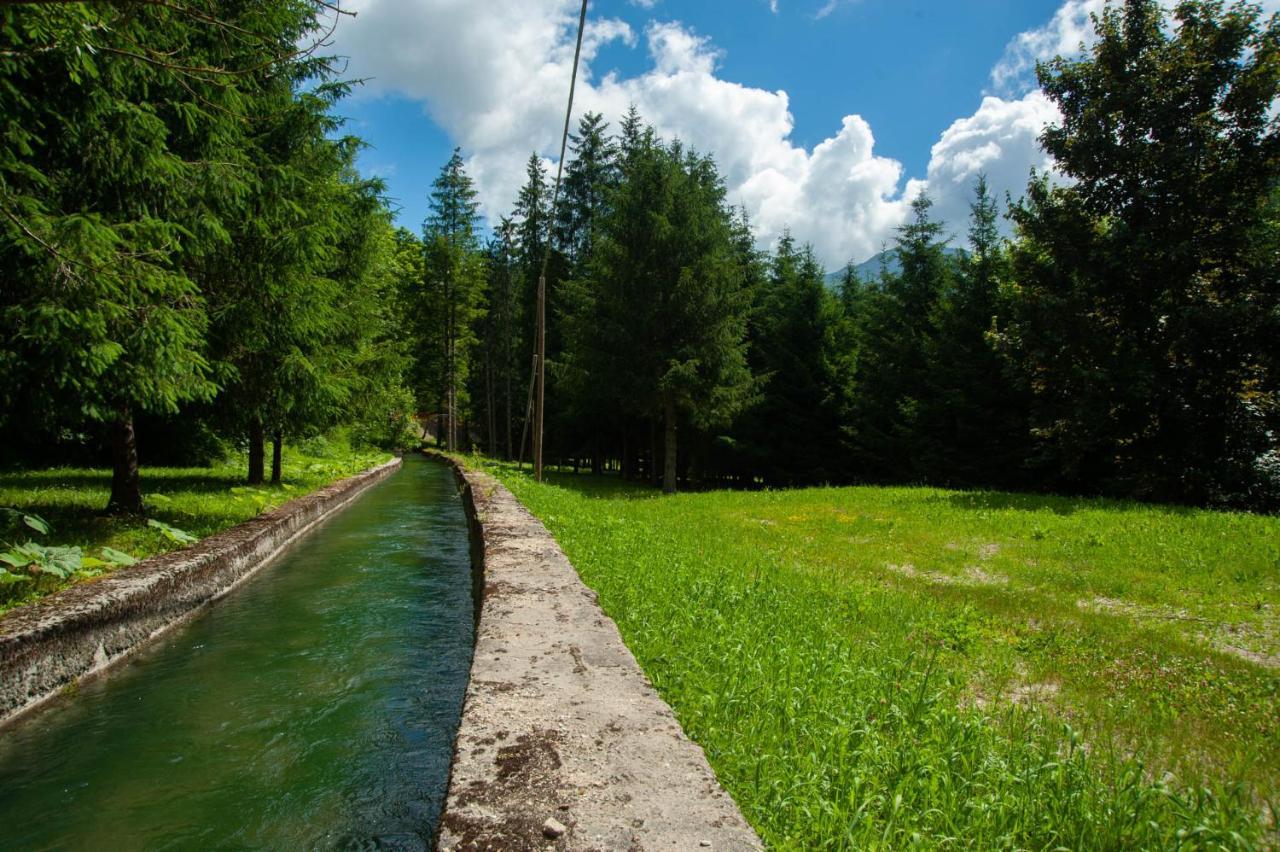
[{"left": 0, "top": 456, "right": 475, "bottom": 850}]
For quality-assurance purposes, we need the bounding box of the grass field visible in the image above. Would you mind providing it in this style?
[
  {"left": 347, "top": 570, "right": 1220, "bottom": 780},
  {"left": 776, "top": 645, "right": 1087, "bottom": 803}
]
[
  {"left": 0, "top": 435, "right": 392, "bottom": 614},
  {"left": 477, "top": 457, "right": 1279, "bottom": 849}
]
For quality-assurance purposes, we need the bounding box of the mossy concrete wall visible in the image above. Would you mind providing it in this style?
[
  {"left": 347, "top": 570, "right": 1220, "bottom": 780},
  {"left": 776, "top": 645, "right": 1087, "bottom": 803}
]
[
  {"left": 0, "top": 458, "right": 402, "bottom": 726},
  {"left": 437, "top": 456, "right": 761, "bottom": 851}
]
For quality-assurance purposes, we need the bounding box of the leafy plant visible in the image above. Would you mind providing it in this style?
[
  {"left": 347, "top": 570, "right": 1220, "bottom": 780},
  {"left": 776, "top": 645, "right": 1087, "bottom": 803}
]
[
  {"left": 79, "top": 547, "right": 140, "bottom": 576},
  {"left": 229, "top": 487, "right": 273, "bottom": 512},
  {"left": 1, "top": 508, "right": 50, "bottom": 537},
  {"left": 0, "top": 543, "right": 82, "bottom": 581},
  {"left": 146, "top": 519, "right": 198, "bottom": 545}
]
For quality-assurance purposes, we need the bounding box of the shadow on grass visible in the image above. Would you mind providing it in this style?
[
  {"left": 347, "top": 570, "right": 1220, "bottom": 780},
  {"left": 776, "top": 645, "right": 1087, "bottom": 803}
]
[
  {"left": 0, "top": 471, "right": 245, "bottom": 495},
  {"left": 926, "top": 488, "right": 1198, "bottom": 518},
  {"left": 485, "top": 458, "right": 1211, "bottom": 518},
  {"left": 483, "top": 461, "right": 661, "bottom": 502}
]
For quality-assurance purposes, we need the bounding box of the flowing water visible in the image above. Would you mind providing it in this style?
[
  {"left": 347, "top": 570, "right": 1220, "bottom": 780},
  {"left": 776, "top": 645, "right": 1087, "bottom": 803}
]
[{"left": 0, "top": 456, "right": 475, "bottom": 850}]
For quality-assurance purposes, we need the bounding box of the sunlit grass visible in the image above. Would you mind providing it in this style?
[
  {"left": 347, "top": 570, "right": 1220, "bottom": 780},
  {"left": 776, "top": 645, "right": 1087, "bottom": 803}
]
[
  {"left": 476, "top": 456, "right": 1279, "bottom": 849},
  {"left": 0, "top": 436, "right": 393, "bottom": 613}
]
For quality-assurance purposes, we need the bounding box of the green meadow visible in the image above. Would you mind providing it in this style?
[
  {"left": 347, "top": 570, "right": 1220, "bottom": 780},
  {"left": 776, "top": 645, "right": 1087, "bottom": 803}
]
[{"left": 478, "top": 457, "right": 1279, "bottom": 849}]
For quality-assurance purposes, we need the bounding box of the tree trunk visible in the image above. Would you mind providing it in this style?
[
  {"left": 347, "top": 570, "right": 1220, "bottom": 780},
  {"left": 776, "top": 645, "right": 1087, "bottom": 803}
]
[
  {"left": 649, "top": 418, "right": 659, "bottom": 487},
  {"left": 271, "top": 430, "right": 283, "bottom": 485},
  {"left": 107, "top": 407, "right": 145, "bottom": 515},
  {"left": 591, "top": 435, "right": 602, "bottom": 475},
  {"left": 505, "top": 353, "right": 513, "bottom": 459},
  {"left": 487, "top": 356, "right": 497, "bottom": 456},
  {"left": 663, "top": 396, "right": 678, "bottom": 495},
  {"left": 248, "top": 417, "right": 265, "bottom": 485}
]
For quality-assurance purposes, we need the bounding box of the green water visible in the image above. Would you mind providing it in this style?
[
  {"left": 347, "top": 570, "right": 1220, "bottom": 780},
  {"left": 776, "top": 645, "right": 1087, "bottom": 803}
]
[{"left": 0, "top": 456, "right": 475, "bottom": 850}]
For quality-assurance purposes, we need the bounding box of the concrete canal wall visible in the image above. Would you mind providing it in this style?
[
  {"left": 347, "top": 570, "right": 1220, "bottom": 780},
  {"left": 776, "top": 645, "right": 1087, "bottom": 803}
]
[
  {"left": 0, "top": 458, "right": 402, "bottom": 726},
  {"left": 437, "top": 456, "right": 761, "bottom": 851}
]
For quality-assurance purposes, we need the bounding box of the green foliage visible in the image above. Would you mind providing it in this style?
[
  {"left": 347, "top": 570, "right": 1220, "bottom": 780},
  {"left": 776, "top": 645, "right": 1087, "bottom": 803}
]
[
  {"left": 1000, "top": 0, "right": 1280, "bottom": 508},
  {"left": 484, "top": 461, "right": 1279, "bottom": 848},
  {"left": 1, "top": 507, "right": 49, "bottom": 537},
  {"left": 0, "top": 542, "right": 80, "bottom": 581},
  {"left": 846, "top": 192, "right": 954, "bottom": 480},
  {"left": 146, "top": 519, "right": 198, "bottom": 545},
  {"left": 0, "top": 508, "right": 135, "bottom": 585},
  {"left": 731, "top": 232, "right": 849, "bottom": 486},
  {"left": 565, "top": 125, "right": 755, "bottom": 491}
]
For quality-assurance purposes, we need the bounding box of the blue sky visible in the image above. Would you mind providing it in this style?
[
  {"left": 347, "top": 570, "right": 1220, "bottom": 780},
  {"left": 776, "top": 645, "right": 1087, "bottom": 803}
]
[{"left": 331, "top": 0, "right": 1093, "bottom": 266}]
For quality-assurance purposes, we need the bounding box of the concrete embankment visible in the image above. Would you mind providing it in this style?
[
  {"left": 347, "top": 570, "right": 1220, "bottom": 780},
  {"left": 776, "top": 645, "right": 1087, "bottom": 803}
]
[
  {"left": 0, "top": 458, "right": 402, "bottom": 726},
  {"left": 436, "top": 456, "right": 761, "bottom": 851}
]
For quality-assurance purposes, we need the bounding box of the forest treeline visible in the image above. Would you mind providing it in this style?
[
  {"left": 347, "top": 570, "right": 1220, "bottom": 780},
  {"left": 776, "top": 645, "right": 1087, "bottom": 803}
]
[
  {"left": 1, "top": 0, "right": 1278, "bottom": 512},
  {"left": 409, "top": 0, "right": 1280, "bottom": 510}
]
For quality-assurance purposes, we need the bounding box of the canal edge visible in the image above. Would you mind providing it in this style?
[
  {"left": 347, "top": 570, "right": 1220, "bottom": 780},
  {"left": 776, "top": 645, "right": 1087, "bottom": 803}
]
[
  {"left": 0, "top": 457, "right": 403, "bottom": 728},
  {"left": 431, "top": 452, "right": 762, "bottom": 851}
]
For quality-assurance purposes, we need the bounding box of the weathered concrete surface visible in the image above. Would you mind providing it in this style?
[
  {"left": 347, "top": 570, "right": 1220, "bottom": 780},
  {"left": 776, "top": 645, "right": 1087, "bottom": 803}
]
[
  {"left": 438, "top": 460, "right": 762, "bottom": 851},
  {"left": 0, "top": 458, "right": 402, "bottom": 726}
]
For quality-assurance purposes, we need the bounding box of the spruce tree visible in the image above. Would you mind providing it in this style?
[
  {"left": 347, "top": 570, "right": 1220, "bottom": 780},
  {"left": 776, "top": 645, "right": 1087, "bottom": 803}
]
[
  {"left": 919, "top": 176, "right": 1030, "bottom": 487},
  {"left": 574, "top": 129, "right": 754, "bottom": 493},
  {"left": 557, "top": 113, "right": 618, "bottom": 269},
  {"left": 422, "top": 150, "right": 486, "bottom": 452},
  {"left": 734, "top": 233, "right": 846, "bottom": 485},
  {"left": 0, "top": 3, "right": 270, "bottom": 511},
  {"left": 476, "top": 219, "right": 522, "bottom": 457},
  {"left": 846, "top": 191, "right": 951, "bottom": 481}
]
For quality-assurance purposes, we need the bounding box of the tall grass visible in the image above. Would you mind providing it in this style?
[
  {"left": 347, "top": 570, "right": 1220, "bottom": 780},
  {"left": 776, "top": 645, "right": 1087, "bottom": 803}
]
[{"left": 483, "top": 459, "right": 1278, "bottom": 849}]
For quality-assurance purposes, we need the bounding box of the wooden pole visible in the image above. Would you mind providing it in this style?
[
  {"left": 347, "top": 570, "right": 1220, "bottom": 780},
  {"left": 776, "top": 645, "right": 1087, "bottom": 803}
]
[
  {"left": 534, "top": 273, "right": 547, "bottom": 481},
  {"left": 518, "top": 352, "right": 537, "bottom": 470}
]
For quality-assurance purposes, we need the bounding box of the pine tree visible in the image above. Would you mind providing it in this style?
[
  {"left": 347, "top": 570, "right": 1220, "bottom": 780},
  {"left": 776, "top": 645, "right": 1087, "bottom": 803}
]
[
  {"left": 557, "top": 113, "right": 618, "bottom": 268},
  {"left": 574, "top": 130, "right": 754, "bottom": 493},
  {"left": 919, "top": 176, "right": 1030, "bottom": 487},
  {"left": 846, "top": 191, "right": 951, "bottom": 480},
  {"left": 734, "top": 233, "right": 846, "bottom": 485},
  {"left": 422, "top": 150, "right": 486, "bottom": 452}
]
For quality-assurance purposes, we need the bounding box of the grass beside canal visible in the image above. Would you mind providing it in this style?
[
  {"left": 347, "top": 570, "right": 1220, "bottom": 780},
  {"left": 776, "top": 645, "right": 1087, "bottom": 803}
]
[
  {"left": 476, "top": 456, "right": 1279, "bottom": 849},
  {"left": 0, "top": 434, "right": 392, "bottom": 614}
]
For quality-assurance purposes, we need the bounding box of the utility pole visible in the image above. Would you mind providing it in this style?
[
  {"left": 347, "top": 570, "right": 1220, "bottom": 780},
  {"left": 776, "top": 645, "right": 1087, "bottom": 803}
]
[
  {"left": 531, "top": 0, "right": 589, "bottom": 483},
  {"left": 534, "top": 273, "right": 547, "bottom": 481}
]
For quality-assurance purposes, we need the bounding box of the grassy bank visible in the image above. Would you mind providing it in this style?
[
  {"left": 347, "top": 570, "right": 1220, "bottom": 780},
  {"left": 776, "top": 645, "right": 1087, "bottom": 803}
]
[
  {"left": 0, "top": 435, "right": 393, "bottom": 614},
  {"left": 477, "top": 457, "right": 1279, "bottom": 849}
]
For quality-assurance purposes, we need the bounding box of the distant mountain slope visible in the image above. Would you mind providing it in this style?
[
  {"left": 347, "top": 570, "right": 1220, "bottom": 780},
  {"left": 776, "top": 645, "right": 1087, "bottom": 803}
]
[{"left": 824, "top": 247, "right": 968, "bottom": 287}]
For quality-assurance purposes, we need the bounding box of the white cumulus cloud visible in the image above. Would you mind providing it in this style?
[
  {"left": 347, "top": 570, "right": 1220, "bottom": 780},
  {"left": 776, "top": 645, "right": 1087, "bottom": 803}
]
[
  {"left": 915, "top": 92, "right": 1061, "bottom": 242},
  {"left": 333, "top": 0, "right": 1094, "bottom": 267}
]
